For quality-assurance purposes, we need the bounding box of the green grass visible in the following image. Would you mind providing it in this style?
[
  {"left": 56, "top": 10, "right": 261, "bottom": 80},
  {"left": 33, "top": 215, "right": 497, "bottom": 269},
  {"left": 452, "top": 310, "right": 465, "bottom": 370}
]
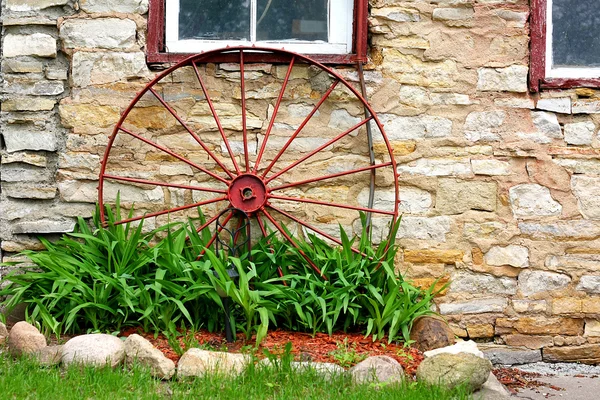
[{"left": 0, "top": 353, "right": 473, "bottom": 400}]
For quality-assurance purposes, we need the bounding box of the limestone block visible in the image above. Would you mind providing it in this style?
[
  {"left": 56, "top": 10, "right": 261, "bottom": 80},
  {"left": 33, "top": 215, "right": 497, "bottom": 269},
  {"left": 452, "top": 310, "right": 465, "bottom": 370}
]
[
  {"left": 382, "top": 50, "right": 458, "bottom": 88},
  {"left": 3, "top": 130, "right": 57, "bottom": 153},
  {"left": 2, "top": 59, "right": 44, "bottom": 73},
  {"left": 439, "top": 298, "right": 507, "bottom": 315},
  {"left": 371, "top": 7, "right": 420, "bottom": 22},
  {"left": 572, "top": 99, "right": 600, "bottom": 114},
  {"left": 494, "top": 97, "right": 535, "bottom": 109},
  {"left": 1, "top": 166, "right": 51, "bottom": 183},
  {"left": 552, "top": 298, "right": 582, "bottom": 314},
  {"left": 509, "top": 184, "right": 562, "bottom": 217},
  {"left": 512, "top": 300, "right": 547, "bottom": 313},
  {"left": 481, "top": 345, "right": 542, "bottom": 365},
  {"left": 572, "top": 176, "right": 600, "bottom": 220},
  {"left": 494, "top": 9, "right": 528, "bottom": 28},
  {"left": 14, "top": 219, "right": 77, "bottom": 234},
  {"left": 519, "top": 220, "right": 600, "bottom": 240},
  {"left": 396, "top": 216, "right": 451, "bottom": 242},
  {"left": 432, "top": 7, "right": 474, "bottom": 27},
  {"left": 450, "top": 271, "right": 517, "bottom": 295},
  {"left": 518, "top": 270, "right": 571, "bottom": 296},
  {"left": 1, "top": 152, "right": 47, "bottom": 167},
  {"left": 59, "top": 180, "right": 164, "bottom": 204},
  {"left": 463, "top": 111, "right": 506, "bottom": 142},
  {"left": 435, "top": 179, "right": 497, "bottom": 214},
  {"left": 71, "top": 51, "right": 148, "bottom": 86},
  {"left": 396, "top": 187, "right": 432, "bottom": 214},
  {"left": 536, "top": 97, "right": 571, "bottom": 114},
  {"left": 378, "top": 114, "right": 453, "bottom": 140},
  {"left": 495, "top": 317, "right": 583, "bottom": 336},
  {"left": 3, "top": 33, "right": 56, "bottom": 58},
  {"left": 503, "top": 335, "right": 553, "bottom": 349},
  {"left": 471, "top": 159, "right": 510, "bottom": 176},
  {"left": 466, "top": 324, "right": 495, "bottom": 339},
  {"left": 576, "top": 275, "right": 600, "bottom": 294},
  {"left": 555, "top": 159, "right": 600, "bottom": 175},
  {"left": 477, "top": 66, "right": 528, "bottom": 93},
  {"left": 60, "top": 19, "right": 137, "bottom": 50},
  {"left": 398, "top": 158, "right": 471, "bottom": 177},
  {"left": 564, "top": 122, "right": 596, "bottom": 145},
  {"left": 485, "top": 245, "right": 529, "bottom": 268},
  {"left": 2, "top": 80, "right": 64, "bottom": 96},
  {"left": 543, "top": 344, "right": 600, "bottom": 364},
  {"left": 585, "top": 320, "right": 600, "bottom": 337},
  {"left": 328, "top": 109, "right": 361, "bottom": 131},
  {"left": 531, "top": 111, "right": 563, "bottom": 139},
  {"left": 59, "top": 103, "right": 120, "bottom": 128},
  {"left": 4, "top": 186, "right": 57, "bottom": 200},
  {"left": 2, "top": 97, "right": 56, "bottom": 112},
  {"left": 6, "top": 0, "right": 68, "bottom": 11},
  {"left": 79, "top": 0, "right": 148, "bottom": 14},
  {"left": 403, "top": 249, "right": 463, "bottom": 264}
]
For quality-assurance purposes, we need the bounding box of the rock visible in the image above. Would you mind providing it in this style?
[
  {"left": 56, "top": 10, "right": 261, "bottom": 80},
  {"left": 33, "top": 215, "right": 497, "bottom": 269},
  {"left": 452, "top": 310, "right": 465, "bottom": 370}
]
[
  {"left": 564, "top": 122, "right": 595, "bottom": 145},
  {"left": 8, "top": 321, "right": 47, "bottom": 357},
  {"left": 349, "top": 356, "right": 404, "bottom": 384},
  {"left": 576, "top": 275, "right": 600, "bottom": 294},
  {"left": 536, "top": 97, "right": 571, "bottom": 114},
  {"left": 395, "top": 216, "right": 452, "bottom": 242},
  {"left": 177, "top": 349, "right": 251, "bottom": 378},
  {"left": 79, "top": 0, "right": 148, "bottom": 14},
  {"left": 495, "top": 317, "right": 583, "bottom": 336},
  {"left": 410, "top": 316, "right": 455, "bottom": 352},
  {"left": 435, "top": 179, "right": 497, "bottom": 214},
  {"left": 509, "top": 184, "right": 562, "bottom": 217},
  {"left": 62, "top": 334, "right": 125, "bottom": 368},
  {"left": 531, "top": 111, "right": 563, "bottom": 139},
  {"left": 519, "top": 270, "right": 571, "bottom": 296},
  {"left": 572, "top": 176, "right": 600, "bottom": 220},
  {"left": 440, "top": 298, "right": 508, "bottom": 315},
  {"left": 450, "top": 272, "right": 517, "bottom": 295},
  {"left": 260, "top": 360, "right": 344, "bottom": 375},
  {"left": 473, "top": 373, "right": 511, "bottom": 400},
  {"left": 485, "top": 245, "right": 529, "bottom": 268},
  {"left": 417, "top": 352, "right": 492, "bottom": 391},
  {"left": 543, "top": 344, "right": 600, "bottom": 364},
  {"left": 585, "top": 320, "right": 600, "bottom": 337},
  {"left": 71, "top": 51, "right": 148, "bottom": 87},
  {"left": 0, "top": 322, "right": 9, "bottom": 345},
  {"left": 378, "top": 114, "right": 453, "bottom": 140},
  {"left": 398, "top": 158, "right": 471, "bottom": 177},
  {"left": 471, "top": 160, "right": 511, "bottom": 176},
  {"left": 464, "top": 111, "right": 506, "bottom": 142},
  {"left": 3, "top": 33, "right": 56, "bottom": 58},
  {"left": 519, "top": 220, "right": 600, "bottom": 240},
  {"left": 124, "top": 334, "right": 175, "bottom": 379},
  {"left": 35, "top": 345, "right": 63, "bottom": 366},
  {"left": 60, "top": 19, "right": 137, "bottom": 50},
  {"left": 480, "top": 345, "right": 542, "bottom": 365},
  {"left": 6, "top": 0, "right": 69, "bottom": 10},
  {"left": 477, "top": 66, "right": 528, "bottom": 93},
  {"left": 424, "top": 340, "right": 484, "bottom": 359}
]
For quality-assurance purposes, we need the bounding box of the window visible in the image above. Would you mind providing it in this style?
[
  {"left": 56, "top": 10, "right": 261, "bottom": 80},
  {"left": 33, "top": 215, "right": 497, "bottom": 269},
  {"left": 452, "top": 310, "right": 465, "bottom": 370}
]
[
  {"left": 530, "top": 0, "right": 600, "bottom": 90},
  {"left": 147, "top": 0, "right": 368, "bottom": 64}
]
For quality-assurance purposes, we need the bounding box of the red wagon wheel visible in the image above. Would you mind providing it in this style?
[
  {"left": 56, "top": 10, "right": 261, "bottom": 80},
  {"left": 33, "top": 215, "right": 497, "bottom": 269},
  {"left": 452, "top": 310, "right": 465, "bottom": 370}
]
[{"left": 98, "top": 46, "right": 399, "bottom": 276}]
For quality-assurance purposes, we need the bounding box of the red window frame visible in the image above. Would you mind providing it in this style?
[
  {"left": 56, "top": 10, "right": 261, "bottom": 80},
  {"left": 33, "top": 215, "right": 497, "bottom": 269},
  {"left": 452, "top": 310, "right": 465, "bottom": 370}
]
[
  {"left": 530, "top": 0, "right": 600, "bottom": 92},
  {"left": 146, "top": 0, "right": 368, "bottom": 64}
]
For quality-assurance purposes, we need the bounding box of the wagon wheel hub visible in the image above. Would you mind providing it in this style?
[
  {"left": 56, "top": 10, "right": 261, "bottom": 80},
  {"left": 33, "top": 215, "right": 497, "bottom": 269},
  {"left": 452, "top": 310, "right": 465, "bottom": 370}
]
[{"left": 228, "top": 174, "right": 268, "bottom": 214}]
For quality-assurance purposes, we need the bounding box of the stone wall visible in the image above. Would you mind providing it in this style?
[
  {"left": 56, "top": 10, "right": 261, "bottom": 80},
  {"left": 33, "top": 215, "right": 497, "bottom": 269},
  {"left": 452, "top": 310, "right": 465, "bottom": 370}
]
[{"left": 2, "top": 0, "right": 600, "bottom": 363}]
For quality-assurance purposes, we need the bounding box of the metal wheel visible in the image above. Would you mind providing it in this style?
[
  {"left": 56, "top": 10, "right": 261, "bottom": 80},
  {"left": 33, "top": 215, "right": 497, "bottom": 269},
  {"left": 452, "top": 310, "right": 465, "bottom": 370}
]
[{"left": 98, "top": 46, "right": 399, "bottom": 276}]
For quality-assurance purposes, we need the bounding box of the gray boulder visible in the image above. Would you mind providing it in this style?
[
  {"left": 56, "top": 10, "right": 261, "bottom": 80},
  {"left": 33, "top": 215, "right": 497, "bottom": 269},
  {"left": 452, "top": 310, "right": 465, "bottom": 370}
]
[
  {"left": 349, "top": 356, "right": 404, "bottom": 384},
  {"left": 177, "top": 349, "right": 251, "bottom": 378},
  {"left": 417, "top": 352, "right": 492, "bottom": 391},
  {"left": 35, "top": 345, "right": 63, "bottom": 366},
  {"left": 124, "top": 334, "right": 175, "bottom": 379},
  {"left": 7, "top": 321, "right": 47, "bottom": 357},
  {"left": 62, "top": 334, "right": 125, "bottom": 368}
]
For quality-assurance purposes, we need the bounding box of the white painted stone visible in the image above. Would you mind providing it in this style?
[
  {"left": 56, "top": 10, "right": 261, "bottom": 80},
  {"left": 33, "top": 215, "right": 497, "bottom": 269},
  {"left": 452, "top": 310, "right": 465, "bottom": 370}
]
[
  {"left": 3, "top": 131, "right": 57, "bottom": 153},
  {"left": 519, "top": 270, "right": 572, "bottom": 296},
  {"left": 328, "top": 109, "right": 361, "bottom": 131},
  {"left": 577, "top": 276, "right": 600, "bottom": 294},
  {"left": 471, "top": 159, "right": 511, "bottom": 175},
  {"left": 3, "top": 33, "right": 56, "bottom": 58},
  {"left": 564, "top": 121, "right": 595, "bottom": 145},
  {"left": 531, "top": 111, "right": 563, "bottom": 139},
  {"left": 424, "top": 340, "right": 484, "bottom": 359},
  {"left": 485, "top": 245, "right": 529, "bottom": 268},
  {"left": 536, "top": 97, "right": 571, "bottom": 114},
  {"left": 572, "top": 176, "right": 600, "bottom": 220},
  {"left": 450, "top": 272, "right": 517, "bottom": 295},
  {"left": 398, "top": 158, "right": 472, "bottom": 177},
  {"left": 378, "top": 114, "right": 453, "bottom": 140},
  {"left": 509, "top": 184, "right": 562, "bottom": 217},
  {"left": 464, "top": 111, "right": 506, "bottom": 142},
  {"left": 60, "top": 19, "right": 137, "bottom": 50},
  {"left": 62, "top": 334, "right": 125, "bottom": 368},
  {"left": 80, "top": 0, "right": 149, "bottom": 13},
  {"left": 72, "top": 51, "right": 149, "bottom": 86},
  {"left": 477, "top": 66, "right": 528, "bottom": 93},
  {"left": 439, "top": 298, "right": 508, "bottom": 315},
  {"left": 396, "top": 216, "right": 451, "bottom": 242}
]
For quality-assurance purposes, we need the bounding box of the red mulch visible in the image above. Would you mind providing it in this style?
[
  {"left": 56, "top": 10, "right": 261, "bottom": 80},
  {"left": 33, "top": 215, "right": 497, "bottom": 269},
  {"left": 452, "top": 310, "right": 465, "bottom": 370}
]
[
  {"left": 493, "top": 367, "right": 565, "bottom": 395},
  {"left": 120, "top": 327, "right": 424, "bottom": 376}
]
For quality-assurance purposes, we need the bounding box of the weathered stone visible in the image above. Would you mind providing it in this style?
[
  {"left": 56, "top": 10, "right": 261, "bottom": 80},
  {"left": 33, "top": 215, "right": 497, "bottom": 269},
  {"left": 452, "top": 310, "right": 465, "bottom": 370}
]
[
  {"left": 573, "top": 100, "right": 600, "bottom": 114},
  {"left": 531, "top": 111, "right": 563, "bottom": 140},
  {"left": 555, "top": 159, "right": 600, "bottom": 175},
  {"left": 417, "top": 352, "right": 492, "bottom": 391},
  {"left": 35, "top": 345, "right": 63, "bottom": 366},
  {"left": 477, "top": 66, "right": 528, "bottom": 92},
  {"left": 526, "top": 159, "right": 571, "bottom": 192},
  {"left": 466, "top": 324, "right": 494, "bottom": 339},
  {"left": 59, "top": 180, "right": 164, "bottom": 204},
  {"left": 495, "top": 317, "right": 583, "bottom": 336},
  {"left": 378, "top": 114, "right": 453, "bottom": 140},
  {"left": 424, "top": 340, "right": 484, "bottom": 359},
  {"left": 572, "top": 176, "right": 600, "bottom": 220},
  {"left": 328, "top": 109, "right": 361, "bottom": 131},
  {"left": 512, "top": 300, "right": 547, "bottom": 313},
  {"left": 485, "top": 245, "right": 529, "bottom": 268},
  {"left": 471, "top": 159, "right": 510, "bottom": 176},
  {"left": 509, "top": 184, "right": 562, "bottom": 217},
  {"left": 494, "top": 97, "right": 535, "bottom": 109},
  {"left": 0, "top": 323, "right": 8, "bottom": 344},
  {"left": 62, "top": 334, "right": 125, "bottom": 368},
  {"left": 3, "top": 33, "right": 56, "bottom": 58},
  {"left": 79, "top": 0, "right": 148, "bottom": 13},
  {"left": 396, "top": 216, "right": 451, "bottom": 242},
  {"left": 576, "top": 275, "right": 600, "bottom": 294},
  {"left": 536, "top": 97, "right": 571, "bottom": 114},
  {"left": 395, "top": 187, "right": 432, "bottom": 214},
  {"left": 543, "top": 344, "right": 600, "bottom": 364},
  {"left": 46, "top": 68, "right": 68, "bottom": 80},
  {"left": 503, "top": 335, "right": 554, "bottom": 349},
  {"left": 60, "top": 19, "right": 137, "bottom": 50},
  {"left": 398, "top": 158, "right": 471, "bottom": 177},
  {"left": 59, "top": 103, "right": 121, "bottom": 128},
  {"left": 71, "top": 51, "right": 149, "bottom": 87},
  {"left": 1, "top": 166, "right": 51, "bottom": 183},
  {"left": 6, "top": 0, "right": 68, "bottom": 10},
  {"left": 564, "top": 121, "right": 596, "bottom": 145},
  {"left": 552, "top": 298, "right": 583, "bottom": 314},
  {"left": 371, "top": 7, "right": 420, "bottom": 22},
  {"left": 450, "top": 272, "right": 517, "bottom": 295},
  {"left": 519, "top": 270, "right": 571, "bottom": 296},
  {"left": 5, "top": 186, "right": 57, "bottom": 200},
  {"left": 2, "top": 59, "right": 44, "bottom": 73},
  {"left": 13, "top": 219, "right": 77, "bottom": 234},
  {"left": 3, "top": 80, "right": 65, "bottom": 96},
  {"left": 3, "top": 130, "right": 57, "bottom": 153},
  {"left": 585, "top": 320, "right": 600, "bottom": 337},
  {"left": 349, "top": 356, "right": 404, "bottom": 384},
  {"left": 474, "top": 373, "right": 511, "bottom": 400},
  {"left": 124, "top": 334, "right": 175, "bottom": 379},
  {"left": 381, "top": 50, "right": 458, "bottom": 88},
  {"left": 481, "top": 345, "right": 542, "bottom": 365},
  {"left": 1, "top": 152, "right": 47, "bottom": 167},
  {"left": 404, "top": 249, "right": 463, "bottom": 264},
  {"left": 519, "top": 220, "right": 600, "bottom": 240},
  {"left": 432, "top": 7, "right": 474, "bottom": 27},
  {"left": 2, "top": 97, "right": 56, "bottom": 112},
  {"left": 410, "top": 316, "right": 455, "bottom": 352},
  {"left": 8, "top": 321, "right": 47, "bottom": 357},
  {"left": 440, "top": 298, "right": 507, "bottom": 315},
  {"left": 436, "top": 179, "right": 496, "bottom": 214},
  {"left": 177, "top": 349, "right": 251, "bottom": 377},
  {"left": 464, "top": 111, "right": 506, "bottom": 142}
]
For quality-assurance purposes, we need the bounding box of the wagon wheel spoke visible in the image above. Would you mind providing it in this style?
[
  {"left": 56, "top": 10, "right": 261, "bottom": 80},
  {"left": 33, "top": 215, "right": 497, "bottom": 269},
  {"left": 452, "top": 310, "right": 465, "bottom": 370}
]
[
  {"left": 261, "top": 79, "right": 340, "bottom": 179},
  {"left": 260, "top": 208, "right": 324, "bottom": 277},
  {"left": 103, "top": 174, "right": 227, "bottom": 194},
  {"left": 265, "top": 116, "right": 373, "bottom": 184},
  {"left": 191, "top": 61, "right": 242, "bottom": 175},
  {"left": 148, "top": 87, "right": 235, "bottom": 179},
  {"left": 118, "top": 126, "right": 230, "bottom": 185},
  {"left": 253, "top": 56, "right": 296, "bottom": 174},
  {"left": 240, "top": 50, "right": 250, "bottom": 172},
  {"left": 269, "top": 194, "right": 395, "bottom": 216}
]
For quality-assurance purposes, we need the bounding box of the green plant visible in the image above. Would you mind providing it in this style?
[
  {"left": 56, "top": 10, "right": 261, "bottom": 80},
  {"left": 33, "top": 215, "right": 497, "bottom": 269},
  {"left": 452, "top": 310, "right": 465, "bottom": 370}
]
[{"left": 329, "top": 338, "right": 367, "bottom": 368}]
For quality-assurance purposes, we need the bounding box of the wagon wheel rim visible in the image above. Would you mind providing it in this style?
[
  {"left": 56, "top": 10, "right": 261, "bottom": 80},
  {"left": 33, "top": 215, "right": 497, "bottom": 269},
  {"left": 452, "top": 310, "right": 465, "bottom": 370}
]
[{"left": 98, "top": 46, "right": 399, "bottom": 277}]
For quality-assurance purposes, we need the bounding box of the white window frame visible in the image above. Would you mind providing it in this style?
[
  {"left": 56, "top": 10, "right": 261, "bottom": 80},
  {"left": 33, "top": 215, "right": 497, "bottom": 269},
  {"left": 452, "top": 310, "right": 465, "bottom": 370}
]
[
  {"left": 545, "top": 0, "right": 600, "bottom": 79},
  {"left": 165, "top": 0, "right": 353, "bottom": 54}
]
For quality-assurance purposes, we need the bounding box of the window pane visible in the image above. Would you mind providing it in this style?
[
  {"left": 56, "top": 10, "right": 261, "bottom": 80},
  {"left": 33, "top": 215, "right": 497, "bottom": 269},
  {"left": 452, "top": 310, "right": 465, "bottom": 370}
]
[
  {"left": 552, "top": 0, "right": 600, "bottom": 67},
  {"left": 179, "top": 0, "right": 250, "bottom": 40},
  {"left": 256, "top": 0, "right": 328, "bottom": 42}
]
